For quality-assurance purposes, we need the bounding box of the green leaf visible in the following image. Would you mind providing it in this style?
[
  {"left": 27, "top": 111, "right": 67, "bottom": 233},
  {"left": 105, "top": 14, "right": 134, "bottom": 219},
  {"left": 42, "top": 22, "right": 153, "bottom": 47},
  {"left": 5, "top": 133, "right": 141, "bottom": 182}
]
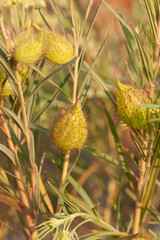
[
  {"left": 48, "top": 181, "right": 80, "bottom": 212},
  {"left": 32, "top": 72, "right": 70, "bottom": 123},
  {"left": 132, "top": 27, "right": 151, "bottom": 83},
  {"left": 29, "top": 124, "right": 50, "bottom": 133},
  {"left": 79, "top": 0, "right": 94, "bottom": 39},
  {"left": 38, "top": 9, "right": 52, "bottom": 30},
  {"left": 85, "top": 147, "right": 119, "bottom": 167},
  {"left": 79, "top": 0, "right": 102, "bottom": 71},
  {"left": 48, "top": 0, "right": 71, "bottom": 33},
  {"left": 140, "top": 129, "right": 160, "bottom": 222},
  {"left": 0, "top": 144, "right": 16, "bottom": 165},
  {"left": 119, "top": 14, "right": 135, "bottom": 51},
  {"left": 81, "top": 232, "right": 137, "bottom": 240},
  {"left": 10, "top": 127, "right": 28, "bottom": 162},
  {"left": 116, "top": 173, "right": 124, "bottom": 230},
  {"left": 68, "top": 175, "right": 97, "bottom": 216},
  {"left": 29, "top": 130, "right": 35, "bottom": 167},
  {"left": 33, "top": 163, "right": 40, "bottom": 215},
  {"left": 143, "top": 0, "right": 157, "bottom": 40},
  {"left": 130, "top": 132, "right": 147, "bottom": 162},
  {"left": 78, "top": 29, "right": 110, "bottom": 99},
  {"left": 27, "top": 60, "right": 74, "bottom": 101}
]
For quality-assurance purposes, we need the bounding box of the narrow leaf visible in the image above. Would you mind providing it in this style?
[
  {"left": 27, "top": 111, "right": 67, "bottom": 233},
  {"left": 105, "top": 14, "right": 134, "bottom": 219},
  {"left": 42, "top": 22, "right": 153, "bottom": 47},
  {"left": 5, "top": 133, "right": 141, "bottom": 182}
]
[
  {"left": 39, "top": 177, "right": 54, "bottom": 215},
  {"left": 68, "top": 175, "right": 97, "bottom": 215},
  {"left": 1, "top": 106, "right": 25, "bottom": 133},
  {"left": 48, "top": 181, "right": 80, "bottom": 212},
  {"left": 143, "top": 0, "right": 157, "bottom": 40},
  {"left": 0, "top": 193, "right": 22, "bottom": 212},
  {"left": 29, "top": 129, "right": 35, "bottom": 167},
  {"left": 132, "top": 27, "right": 151, "bottom": 82},
  {"left": 0, "top": 144, "right": 16, "bottom": 165}
]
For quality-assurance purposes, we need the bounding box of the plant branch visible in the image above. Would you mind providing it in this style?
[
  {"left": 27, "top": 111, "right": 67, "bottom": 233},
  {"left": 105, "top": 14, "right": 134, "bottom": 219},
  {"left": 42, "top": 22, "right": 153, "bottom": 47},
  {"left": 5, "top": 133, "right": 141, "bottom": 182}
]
[
  {"left": 15, "top": 70, "right": 30, "bottom": 151},
  {"left": 0, "top": 108, "right": 37, "bottom": 240},
  {"left": 132, "top": 130, "right": 148, "bottom": 236},
  {"left": 15, "top": 70, "right": 36, "bottom": 197},
  {"left": 72, "top": 28, "right": 79, "bottom": 104},
  {"left": 57, "top": 149, "right": 70, "bottom": 212}
]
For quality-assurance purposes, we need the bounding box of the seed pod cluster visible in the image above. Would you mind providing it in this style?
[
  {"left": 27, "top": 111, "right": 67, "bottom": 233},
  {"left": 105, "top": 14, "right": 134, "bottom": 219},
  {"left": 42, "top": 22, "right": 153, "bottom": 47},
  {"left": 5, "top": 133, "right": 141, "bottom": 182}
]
[
  {"left": 52, "top": 101, "right": 88, "bottom": 151},
  {"left": 116, "top": 79, "right": 151, "bottom": 130}
]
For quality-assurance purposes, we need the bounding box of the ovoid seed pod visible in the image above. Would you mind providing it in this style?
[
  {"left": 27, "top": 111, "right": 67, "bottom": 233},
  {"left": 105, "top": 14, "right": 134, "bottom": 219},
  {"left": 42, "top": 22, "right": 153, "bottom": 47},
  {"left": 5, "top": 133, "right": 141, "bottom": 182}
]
[
  {"left": 116, "top": 79, "right": 151, "bottom": 130},
  {"left": 0, "top": 67, "right": 14, "bottom": 96},
  {"left": 14, "top": 29, "right": 43, "bottom": 64},
  {"left": 52, "top": 101, "right": 88, "bottom": 150},
  {"left": 43, "top": 32, "right": 73, "bottom": 65}
]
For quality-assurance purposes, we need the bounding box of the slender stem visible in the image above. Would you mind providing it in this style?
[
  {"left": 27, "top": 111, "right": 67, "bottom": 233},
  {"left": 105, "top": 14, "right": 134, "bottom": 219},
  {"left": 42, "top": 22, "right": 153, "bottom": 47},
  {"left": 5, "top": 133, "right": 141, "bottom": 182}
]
[
  {"left": 57, "top": 149, "right": 70, "bottom": 212},
  {"left": 61, "top": 150, "right": 71, "bottom": 187},
  {"left": 0, "top": 108, "right": 37, "bottom": 240},
  {"left": 132, "top": 131, "right": 148, "bottom": 236},
  {"left": 72, "top": 28, "right": 79, "bottom": 104},
  {"left": 15, "top": 70, "right": 36, "bottom": 198},
  {"left": 15, "top": 70, "right": 30, "bottom": 151}
]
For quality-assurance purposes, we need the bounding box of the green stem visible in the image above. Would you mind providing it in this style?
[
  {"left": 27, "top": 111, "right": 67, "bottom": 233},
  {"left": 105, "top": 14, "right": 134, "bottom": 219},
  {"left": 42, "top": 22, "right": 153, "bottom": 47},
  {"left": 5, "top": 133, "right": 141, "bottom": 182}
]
[
  {"left": 132, "top": 130, "right": 148, "bottom": 236},
  {"left": 72, "top": 28, "right": 79, "bottom": 104},
  {"left": 57, "top": 149, "right": 70, "bottom": 212},
  {"left": 15, "top": 70, "right": 36, "bottom": 198}
]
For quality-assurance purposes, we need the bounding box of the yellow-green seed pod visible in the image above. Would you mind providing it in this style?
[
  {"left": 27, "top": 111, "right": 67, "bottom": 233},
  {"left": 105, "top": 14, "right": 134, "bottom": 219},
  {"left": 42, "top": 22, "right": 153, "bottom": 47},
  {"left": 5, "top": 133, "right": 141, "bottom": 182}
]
[
  {"left": 43, "top": 32, "right": 73, "bottom": 65},
  {"left": 52, "top": 101, "right": 88, "bottom": 150},
  {"left": 14, "top": 29, "right": 43, "bottom": 64},
  {"left": 116, "top": 79, "right": 151, "bottom": 130},
  {"left": 0, "top": 68, "right": 14, "bottom": 96}
]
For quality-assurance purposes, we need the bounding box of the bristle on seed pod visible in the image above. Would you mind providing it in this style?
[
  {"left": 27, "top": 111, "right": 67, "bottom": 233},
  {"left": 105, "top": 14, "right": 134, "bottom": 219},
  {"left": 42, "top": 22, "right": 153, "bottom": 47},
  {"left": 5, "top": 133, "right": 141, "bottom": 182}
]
[
  {"left": 116, "top": 79, "right": 151, "bottom": 130},
  {"left": 14, "top": 28, "right": 43, "bottom": 64},
  {"left": 43, "top": 32, "right": 73, "bottom": 65},
  {"left": 52, "top": 101, "right": 88, "bottom": 150}
]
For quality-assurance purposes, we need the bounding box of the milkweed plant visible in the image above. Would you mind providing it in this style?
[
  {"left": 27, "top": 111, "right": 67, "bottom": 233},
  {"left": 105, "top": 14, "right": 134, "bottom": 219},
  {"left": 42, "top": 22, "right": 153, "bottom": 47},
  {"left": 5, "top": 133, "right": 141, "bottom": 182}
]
[{"left": 0, "top": 0, "right": 160, "bottom": 240}]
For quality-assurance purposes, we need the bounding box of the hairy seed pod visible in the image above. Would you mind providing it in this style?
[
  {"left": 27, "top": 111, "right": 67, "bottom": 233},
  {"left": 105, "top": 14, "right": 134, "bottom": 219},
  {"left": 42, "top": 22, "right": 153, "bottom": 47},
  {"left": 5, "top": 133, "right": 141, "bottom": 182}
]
[
  {"left": 0, "top": 67, "right": 14, "bottom": 96},
  {"left": 116, "top": 79, "right": 151, "bottom": 130},
  {"left": 14, "top": 29, "right": 43, "bottom": 64},
  {"left": 52, "top": 101, "right": 88, "bottom": 150},
  {"left": 43, "top": 32, "right": 73, "bottom": 65}
]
